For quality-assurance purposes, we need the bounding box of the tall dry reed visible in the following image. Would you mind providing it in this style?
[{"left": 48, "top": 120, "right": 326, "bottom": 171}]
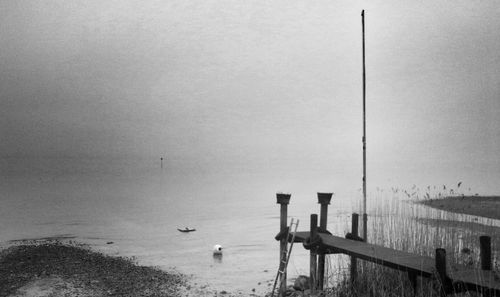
[{"left": 321, "top": 185, "right": 499, "bottom": 296}]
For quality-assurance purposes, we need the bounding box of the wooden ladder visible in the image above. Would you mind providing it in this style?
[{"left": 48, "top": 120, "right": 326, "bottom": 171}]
[{"left": 270, "top": 218, "right": 299, "bottom": 297}]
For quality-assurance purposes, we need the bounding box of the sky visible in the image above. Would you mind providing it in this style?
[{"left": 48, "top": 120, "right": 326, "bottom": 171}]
[{"left": 1, "top": 1, "right": 499, "bottom": 193}]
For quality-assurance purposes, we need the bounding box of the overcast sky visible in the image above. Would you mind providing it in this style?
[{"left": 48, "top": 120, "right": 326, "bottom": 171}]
[{"left": 1, "top": 1, "right": 499, "bottom": 193}]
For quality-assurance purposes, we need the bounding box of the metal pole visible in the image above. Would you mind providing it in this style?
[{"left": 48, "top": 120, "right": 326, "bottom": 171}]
[{"left": 361, "top": 9, "right": 368, "bottom": 243}]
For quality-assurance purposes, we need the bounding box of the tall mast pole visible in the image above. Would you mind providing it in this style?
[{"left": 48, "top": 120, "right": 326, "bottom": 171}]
[{"left": 361, "top": 10, "right": 368, "bottom": 242}]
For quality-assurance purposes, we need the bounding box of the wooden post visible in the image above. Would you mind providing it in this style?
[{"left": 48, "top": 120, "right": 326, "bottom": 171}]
[
  {"left": 317, "top": 193, "right": 332, "bottom": 291},
  {"left": 310, "top": 214, "right": 318, "bottom": 294},
  {"left": 362, "top": 213, "right": 368, "bottom": 243},
  {"left": 350, "top": 213, "right": 359, "bottom": 285},
  {"left": 276, "top": 193, "right": 291, "bottom": 297},
  {"left": 480, "top": 235, "right": 492, "bottom": 271},
  {"left": 435, "top": 248, "right": 448, "bottom": 297},
  {"left": 408, "top": 271, "right": 417, "bottom": 296}
]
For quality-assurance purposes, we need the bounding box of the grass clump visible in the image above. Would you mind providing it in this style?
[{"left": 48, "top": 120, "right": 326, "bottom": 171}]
[{"left": 326, "top": 265, "right": 439, "bottom": 297}]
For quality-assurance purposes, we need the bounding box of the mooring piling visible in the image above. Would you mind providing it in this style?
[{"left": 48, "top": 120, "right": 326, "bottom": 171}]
[
  {"left": 309, "top": 214, "right": 319, "bottom": 294},
  {"left": 350, "top": 213, "right": 359, "bottom": 285},
  {"left": 480, "top": 235, "right": 492, "bottom": 271},
  {"left": 276, "top": 193, "right": 291, "bottom": 297},
  {"left": 435, "top": 248, "right": 449, "bottom": 297},
  {"left": 317, "top": 192, "right": 333, "bottom": 290}
]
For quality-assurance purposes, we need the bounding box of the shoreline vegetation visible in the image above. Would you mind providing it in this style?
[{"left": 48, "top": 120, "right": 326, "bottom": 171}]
[
  {"left": 419, "top": 195, "right": 500, "bottom": 220},
  {"left": 1, "top": 195, "right": 499, "bottom": 297}
]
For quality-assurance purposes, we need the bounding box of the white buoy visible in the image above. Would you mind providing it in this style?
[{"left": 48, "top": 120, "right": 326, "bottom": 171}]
[{"left": 213, "top": 244, "right": 223, "bottom": 255}]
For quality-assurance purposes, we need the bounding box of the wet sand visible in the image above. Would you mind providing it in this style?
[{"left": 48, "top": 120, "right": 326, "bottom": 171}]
[{"left": 420, "top": 196, "right": 500, "bottom": 220}]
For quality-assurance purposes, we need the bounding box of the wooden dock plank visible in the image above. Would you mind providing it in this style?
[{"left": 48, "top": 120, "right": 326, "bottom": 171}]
[
  {"left": 319, "top": 233, "right": 435, "bottom": 276},
  {"left": 450, "top": 269, "right": 500, "bottom": 294},
  {"left": 289, "top": 231, "right": 435, "bottom": 276},
  {"left": 288, "top": 231, "right": 500, "bottom": 294}
]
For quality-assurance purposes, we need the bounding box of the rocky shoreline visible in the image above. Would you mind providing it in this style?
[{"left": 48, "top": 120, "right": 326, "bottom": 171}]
[
  {"left": 0, "top": 241, "right": 186, "bottom": 297},
  {"left": 0, "top": 240, "right": 311, "bottom": 297}
]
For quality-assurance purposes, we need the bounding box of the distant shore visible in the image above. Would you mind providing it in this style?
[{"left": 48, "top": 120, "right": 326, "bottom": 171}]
[
  {"left": 0, "top": 242, "right": 187, "bottom": 297},
  {"left": 419, "top": 195, "right": 500, "bottom": 220}
]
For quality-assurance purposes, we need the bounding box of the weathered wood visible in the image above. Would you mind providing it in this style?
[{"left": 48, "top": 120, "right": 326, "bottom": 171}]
[
  {"left": 310, "top": 214, "right": 318, "bottom": 294},
  {"left": 317, "top": 193, "right": 332, "bottom": 291},
  {"left": 289, "top": 231, "right": 311, "bottom": 243},
  {"left": 325, "top": 234, "right": 435, "bottom": 275},
  {"left": 276, "top": 193, "right": 290, "bottom": 297},
  {"left": 362, "top": 213, "right": 368, "bottom": 243},
  {"left": 449, "top": 269, "right": 500, "bottom": 296},
  {"left": 282, "top": 230, "right": 500, "bottom": 296},
  {"left": 480, "top": 235, "right": 492, "bottom": 271},
  {"left": 435, "top": 248, "right": 449, "bottom": 297},
  {"left": 350, "top": 213, "right": 359, "bottom": 285},
  {"left": 290, "top": 232, "right": 435, "bottom": 277},
  {"left": 408, "top": 271, "right": 417, "bottom": 296}
]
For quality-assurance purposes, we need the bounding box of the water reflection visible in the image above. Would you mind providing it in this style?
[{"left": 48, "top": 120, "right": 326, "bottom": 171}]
[{"left": 213, "top": 254, "right": 222, "bottom": 263}]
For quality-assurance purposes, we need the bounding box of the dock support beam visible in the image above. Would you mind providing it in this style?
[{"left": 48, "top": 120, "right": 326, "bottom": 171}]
[
  {"left": 317, "top": 193, "right": 333, "bottom": 291},
  {"left": 408, "top": 271, "right": 417, "bottom": 296},
  {"left": 435, "top": 248, "right": 449, "bottom": 297},
  {"left": 350, "top": 213, "right": 359, "bottom": 285},
  {"left": 277, "top": 193, "right": 291, "bottom": 297},
  {"left": 310, "top": 214, "right": 318, "bottom": 294},
  {"left": 480, "top": 235, "right": 491, "bottom": 271},
  {"left": 363, "top": 213, "right": 368, "bottom": 243}
]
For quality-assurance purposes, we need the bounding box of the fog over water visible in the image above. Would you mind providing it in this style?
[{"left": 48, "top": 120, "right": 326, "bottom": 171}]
[
  {"left": 2, "top": 0, "right": 500, "bottom": 193},
  {"left": 1, "top": 0, "right": 500, "bottom": 294}
]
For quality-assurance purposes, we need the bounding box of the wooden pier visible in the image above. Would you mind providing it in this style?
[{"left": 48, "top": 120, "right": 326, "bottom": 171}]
[{"left": 275, "top": 193, "right": 500, "bottom": 297}]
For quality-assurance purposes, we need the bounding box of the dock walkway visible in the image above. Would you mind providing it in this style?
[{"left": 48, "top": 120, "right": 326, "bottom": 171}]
[
  {"left": 274, "top": 193, "right": 500, "bottom": 297},
  {"left": 292, "top": 231, "right": 435, "bottom": 277},
  {"left": 286, "top": 230, "right": 500, "bottom": 296}
]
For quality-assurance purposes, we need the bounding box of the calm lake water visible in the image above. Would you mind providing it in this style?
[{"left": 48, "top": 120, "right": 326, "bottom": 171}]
[
  {"left": 1, "top": 159, "right": 499, "bottom": 295},
  {"left": 0, "top": 159, "right": 360, "bottom": 295}
]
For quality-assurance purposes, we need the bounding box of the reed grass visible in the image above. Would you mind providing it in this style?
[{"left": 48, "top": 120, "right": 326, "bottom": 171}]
[{"left": 321, "top": 185, "right": 500, "bottom": 297}]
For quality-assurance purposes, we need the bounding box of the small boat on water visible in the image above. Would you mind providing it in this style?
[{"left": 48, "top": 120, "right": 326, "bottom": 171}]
[{"left": 178, "top": 227, "right": 196, "bottom": 233}]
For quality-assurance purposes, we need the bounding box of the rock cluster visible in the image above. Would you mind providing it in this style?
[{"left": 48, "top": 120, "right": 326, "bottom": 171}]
[{"left": 281, "top": 275, "right": 325, "bottom": 297}]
